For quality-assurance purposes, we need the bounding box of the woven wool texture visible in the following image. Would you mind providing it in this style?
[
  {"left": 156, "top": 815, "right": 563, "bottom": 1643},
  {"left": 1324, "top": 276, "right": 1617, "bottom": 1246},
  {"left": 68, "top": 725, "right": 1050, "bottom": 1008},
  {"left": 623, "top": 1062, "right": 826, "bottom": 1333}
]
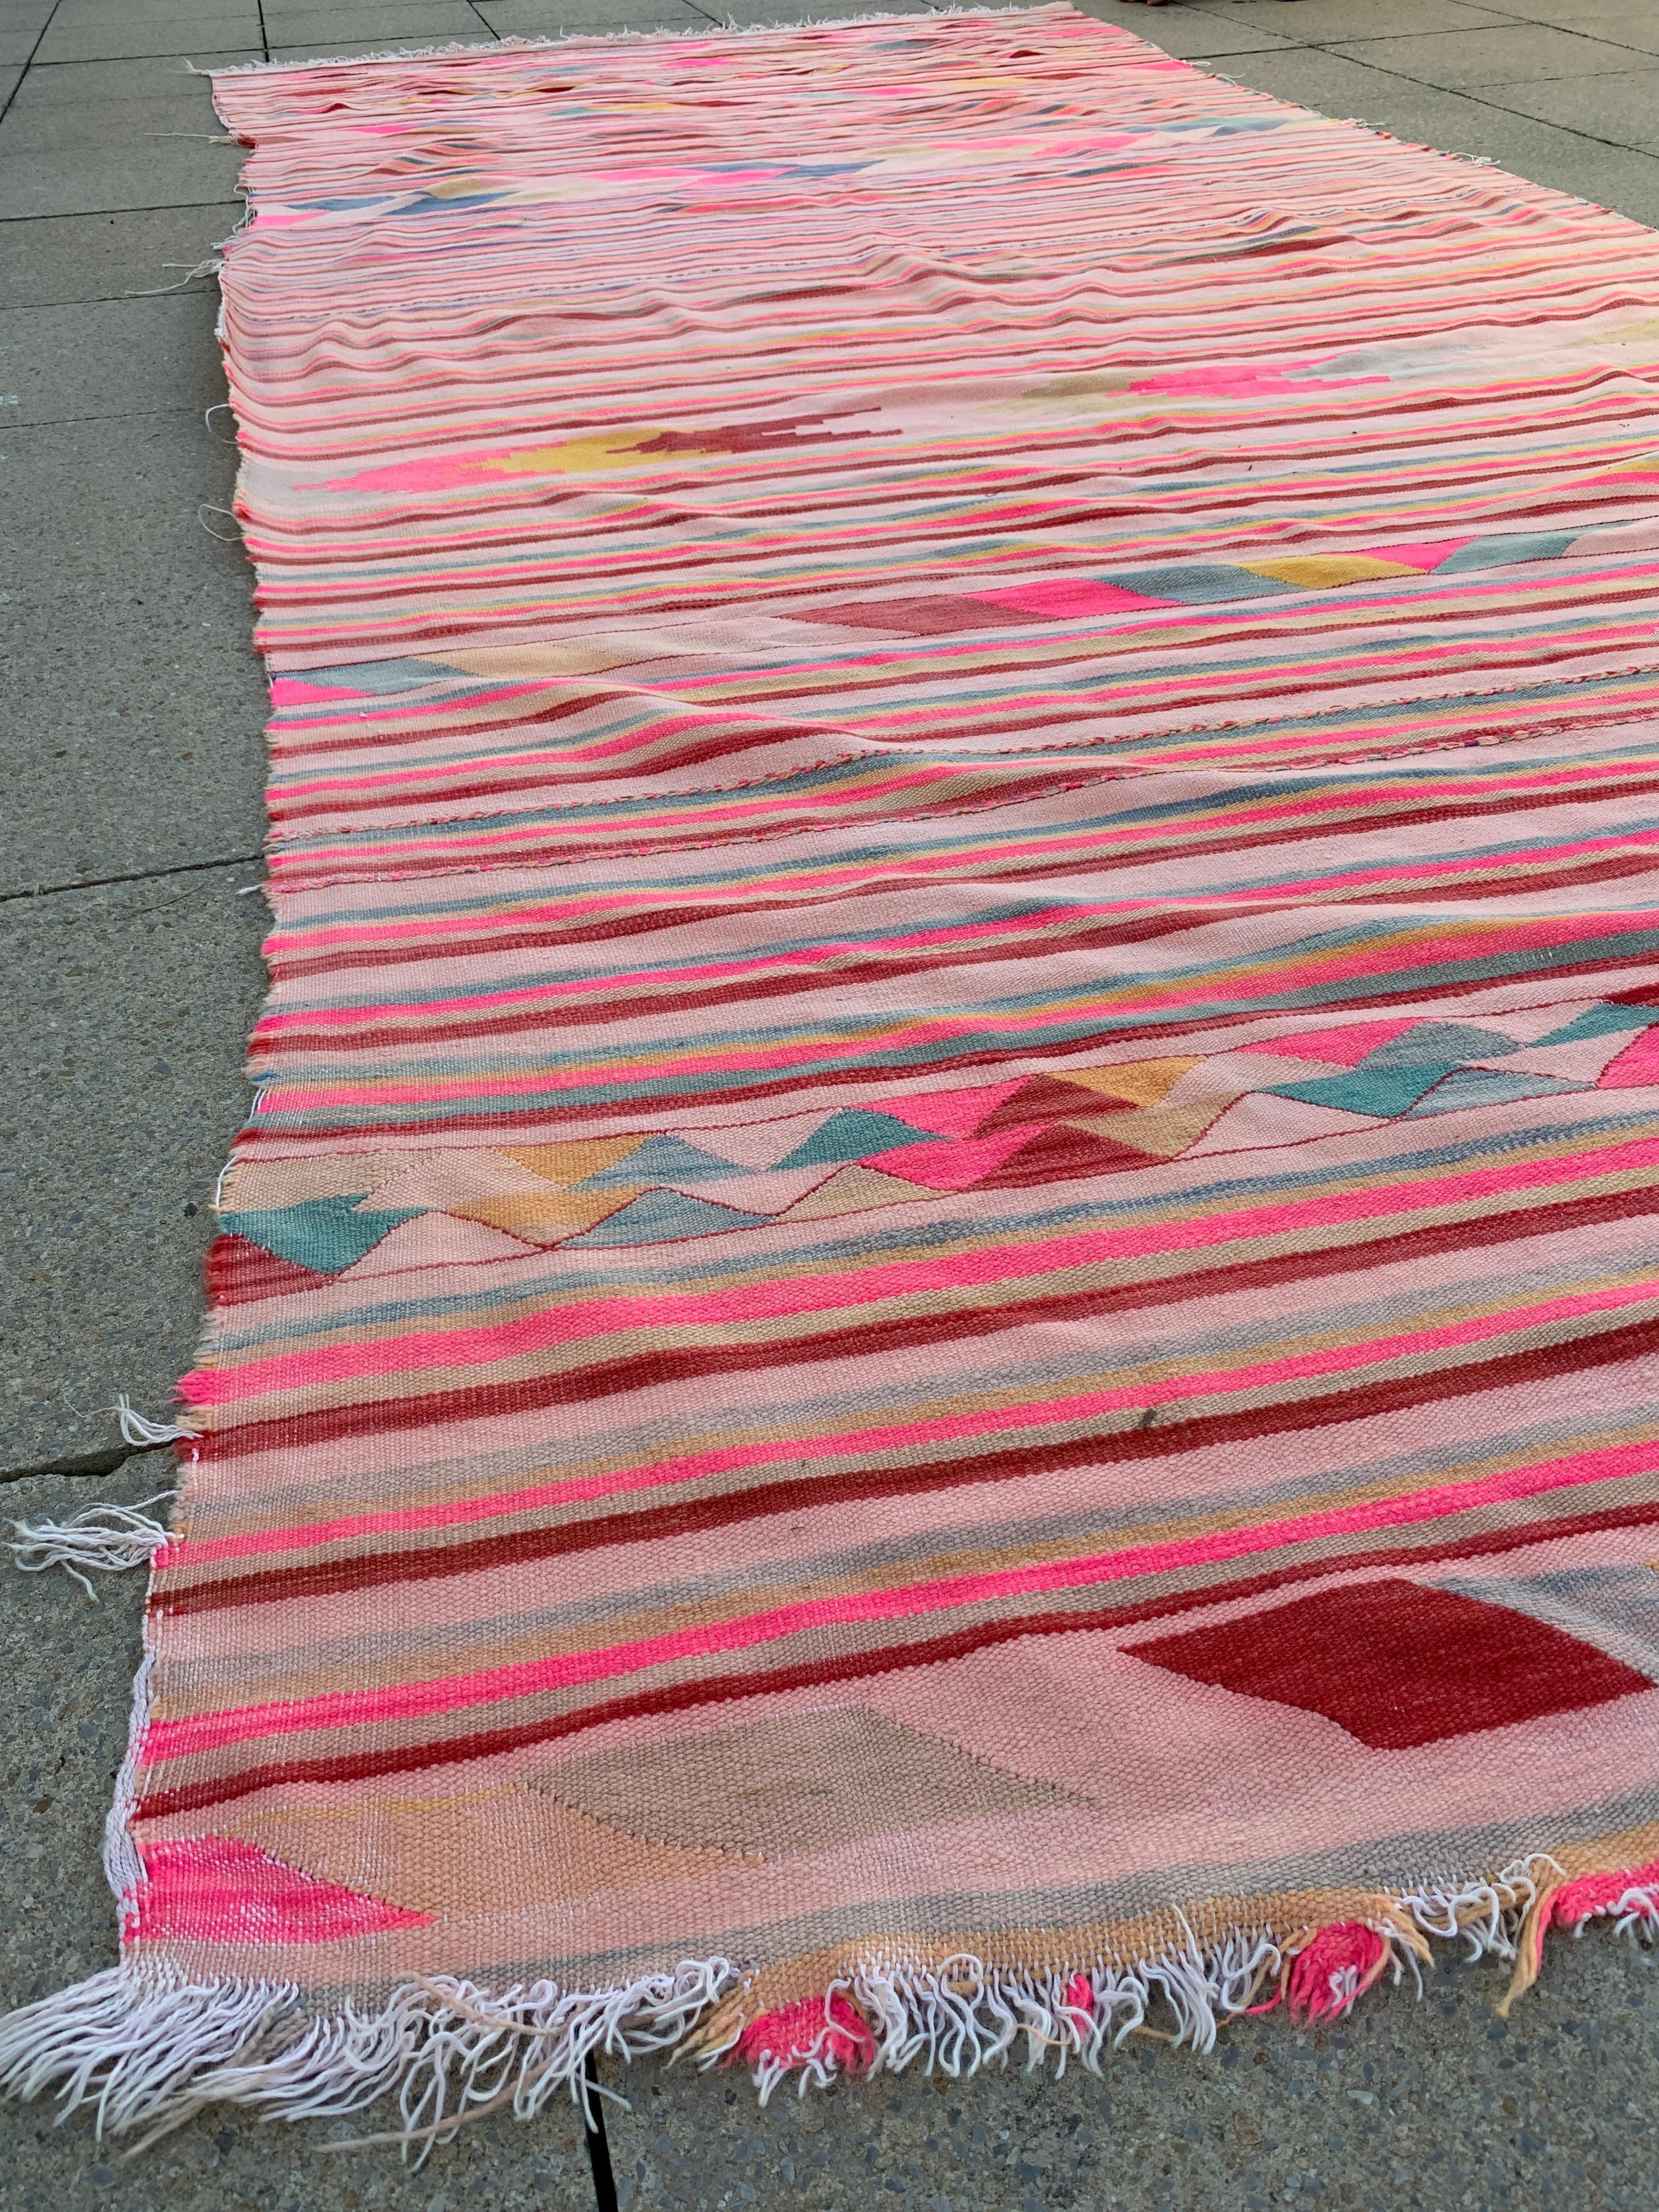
[{"left": 38, "top": 1, "right": 1659, "bottom": 2123}]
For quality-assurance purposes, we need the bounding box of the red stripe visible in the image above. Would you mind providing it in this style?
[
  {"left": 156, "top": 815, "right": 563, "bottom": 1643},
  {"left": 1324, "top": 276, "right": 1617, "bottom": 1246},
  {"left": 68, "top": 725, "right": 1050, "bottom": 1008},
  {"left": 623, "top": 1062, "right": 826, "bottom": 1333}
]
[
  {"left": 135, "top": 1493, "right": 1659, "bottom": 1821},
  {"left": 194, "top": 1221, "right": 1659, "bottom": 1460}
]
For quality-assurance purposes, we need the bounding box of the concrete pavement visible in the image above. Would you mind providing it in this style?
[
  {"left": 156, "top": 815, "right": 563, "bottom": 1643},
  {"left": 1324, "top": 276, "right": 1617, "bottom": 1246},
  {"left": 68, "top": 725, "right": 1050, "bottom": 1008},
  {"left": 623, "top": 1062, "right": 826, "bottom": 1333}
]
[{"left": 7, "top": 0, "right": 1659, "bottom": 2202}]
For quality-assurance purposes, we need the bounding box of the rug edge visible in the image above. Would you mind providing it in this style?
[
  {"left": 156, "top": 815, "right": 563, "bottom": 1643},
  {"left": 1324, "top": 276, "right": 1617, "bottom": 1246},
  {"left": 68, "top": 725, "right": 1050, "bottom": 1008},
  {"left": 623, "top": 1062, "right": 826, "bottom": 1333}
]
[{"left": 0, "top": 1846, "right": 1654, "bottom": 2152}]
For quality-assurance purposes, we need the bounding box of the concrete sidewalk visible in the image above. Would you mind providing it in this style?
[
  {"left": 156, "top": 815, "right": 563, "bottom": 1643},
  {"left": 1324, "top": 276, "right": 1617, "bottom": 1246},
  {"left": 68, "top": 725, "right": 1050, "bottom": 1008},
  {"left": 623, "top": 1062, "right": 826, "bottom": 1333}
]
[{"left": 5, "top": 0, "right": 1659, "bottom": 2203}]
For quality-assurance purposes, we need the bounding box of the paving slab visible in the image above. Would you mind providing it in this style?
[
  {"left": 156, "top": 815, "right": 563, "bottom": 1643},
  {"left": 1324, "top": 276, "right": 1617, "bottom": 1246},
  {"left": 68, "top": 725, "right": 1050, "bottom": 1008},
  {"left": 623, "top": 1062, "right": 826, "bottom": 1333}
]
[
  {"left": 1186, "top": 44, "right": 1659, "bottom": 228},
  {"left": 3, "top": 411, "right": 255, "bottom": 614},
  {"left": 259, "top": 2, "right": 493, "bottom": 42},
  {"left": 47, "top": 0, "right": 261, "bottom": 21},
  {"left": 32, "top": 19, "right": 263, "bottom": 67},
  {"left": 261, "top": 38, "right": 505, "bottom": 67},
  {"left": 0, "top": 119, "right": 248, "bottom": 218},
  {"left": 416, "top": 13, "right": 699, "bottom": 43},
  {"left": 1325, "top": 22, "right": 1649, "bottom": 87},
  {"left": 1070, "top": 0, "right": 1301, "bottom": 58},
  {"left": 0, "top": 868, "right": 267, "bottom": 1469},
  {"left": 1481, "top": 2, "right": 1659, "bottom": 53},
  {"left": 3, "top": 52, "right": 259, "bottom": 107},
  {"left": 0, "top": 202, "right": 240, "bottom": 309},
  {"left": 0, "top": 593, "right": 267, "bottom": 896},
  {"left": 473, "top": 0, "right": 704, "bottom": 33},
  {"left": 1487, "top": 65, "right": 1659, "bottom": 150},
  {"left": 668, "top": 0, "right": 924, "bottom": 22},
  {"left": 1165, "top": 0, "right": 1510, "bottom": 40},
  {"left": 0, "top": 6, "right": 51, "bottom": 40},
  {"left": 0, "top": 292, "right": 230, "bottom": 423}
]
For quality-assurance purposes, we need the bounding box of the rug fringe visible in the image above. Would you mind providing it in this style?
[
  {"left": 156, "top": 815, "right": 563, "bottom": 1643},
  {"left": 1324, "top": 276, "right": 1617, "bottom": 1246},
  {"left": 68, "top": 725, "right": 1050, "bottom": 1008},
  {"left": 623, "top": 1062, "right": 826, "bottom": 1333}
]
[
  {"left": 4, "top": 1849, "right": 1652, "bottom": 2151},
  {"left": 3, "top": 1496, "right": 172, "bottom": 1600},
  {"left": 0, "top": 1960, "right": 735, "bottom": 2162},
  {"left": 200, "top": 5, "right": 1060, "bottom": 82},
  {"left": 114, "top": 1396, "right": 199, "bottom": 1449}
]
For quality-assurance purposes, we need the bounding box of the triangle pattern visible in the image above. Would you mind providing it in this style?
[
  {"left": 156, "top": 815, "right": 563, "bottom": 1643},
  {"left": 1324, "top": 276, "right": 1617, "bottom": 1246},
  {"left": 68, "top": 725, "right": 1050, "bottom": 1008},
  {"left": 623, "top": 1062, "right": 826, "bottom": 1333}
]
[
  {"left": 863, "top": 1125, "right": 1035, "bottom": 1190},
  {"left": 776, "top": 1109, "right": 941, "bottom": 1169},
  {"left": 1599, "top": 1030, "right": 1659, "bottom": 1088},
  {"left": 563, "top": 1189, "right": 774, "bottom": 1245},
  {"left": 975, "top": 1074, "right": 1135, "bottom": 1135},
  {"left": 976, "top": 1121, "right": 1156, "bottom": 1188},
  {"left": 358, "top": 1150, "right": 558, "bottom": 1212},
  {"left": 684, "top": 1166, "right": 840, "bottom": 1214},
  {"left": 1267, "top": 1064, "right": 1460, "bottom": 1118},
  {"left": 1244, "top": 1019, "right": 1418, "bottom": 1069},
  {"left": 341, "top": 1212, "right": 539, "bottom": 1276},
  {"left": 665, "top": 1121, "right": 815, "bottom": 1170},
  {"left": 780, "top": 1165, "right": 941, "bottom": 1220},
  {"left": 578, "top": 1135, "right": 740, "bottom": 1188},
  {"left": 220, "top": 1194, "right": 416, "bottom": 1275},
  {"left": 1467, "top": 1036, "right": 1633, "bottom": 1084},
  {"left": 456, "top": 1189, "right": 635, "bottom": 1244},
  {"left": 223, "top": 1150, "right": 433, "bottom": 1210},
  {"left": 503, "top": 1137, "right": 647, "bottom": 1188},
  {"left": 1071, "top": 1102, "right": 1228, "bottom": 1157},
  {"left": 865, "top": 1081, "right": 1024, "bottom": 1139},
  {"left": 1539, "top": 1002, "right": 1658, "bottom": 1047},
  {"left": 1476, "top": 1001, "right": 1602, "bottom": 1045},
  {"left": 1062, "top": 1057, "right": 1204, "bottom": 1108},
  {"left": 1184, "top": 1093, "right": 1382, "bottom": 1154},
  {"left": 1170, "top": 1051, "right": 1329, "bottom": 1099},
  {"left": 1406, "top": 1068, "right": 1584, "bottom": 1117},
  {"left": 1361, "top": 1022, "right": 1523, "bottom": 1068}
]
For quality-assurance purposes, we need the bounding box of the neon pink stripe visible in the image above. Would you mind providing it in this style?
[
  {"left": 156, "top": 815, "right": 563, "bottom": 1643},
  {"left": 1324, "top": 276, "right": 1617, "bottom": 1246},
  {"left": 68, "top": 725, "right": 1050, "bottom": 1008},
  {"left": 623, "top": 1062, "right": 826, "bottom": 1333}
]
[
  {"left": 185, "top": 1132, "right": 1659, "bottom": 1412},
  {"left": 162, "top": 1275, "right": 1659, "bottom": 1566},
  {"left": 143, "top": 1431, "right": 1659, "bottom": 1764}
]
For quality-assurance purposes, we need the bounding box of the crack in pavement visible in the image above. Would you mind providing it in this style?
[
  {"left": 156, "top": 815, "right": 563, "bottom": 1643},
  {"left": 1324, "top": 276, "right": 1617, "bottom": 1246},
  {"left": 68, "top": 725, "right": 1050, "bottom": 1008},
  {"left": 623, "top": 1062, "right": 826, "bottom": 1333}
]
[
  {"left": 0, "top": 854, "right": 262, "bottom": 904},
  {"left": 0, "top": 1441, "right": 173, "bottom": 1485}
]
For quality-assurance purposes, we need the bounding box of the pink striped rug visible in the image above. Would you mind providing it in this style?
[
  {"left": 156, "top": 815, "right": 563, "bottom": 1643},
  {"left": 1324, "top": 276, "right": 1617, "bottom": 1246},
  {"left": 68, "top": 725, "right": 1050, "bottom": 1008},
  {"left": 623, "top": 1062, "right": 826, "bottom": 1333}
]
[{"left": 9, "top": 3, "right": 1659, "bottom": 2151}]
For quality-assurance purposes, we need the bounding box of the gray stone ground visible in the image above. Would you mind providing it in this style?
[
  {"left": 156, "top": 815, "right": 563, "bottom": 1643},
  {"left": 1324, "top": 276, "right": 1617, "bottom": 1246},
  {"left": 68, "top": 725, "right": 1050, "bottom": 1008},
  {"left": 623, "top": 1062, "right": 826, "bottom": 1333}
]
[{"left": 5, "top": 0, "right": 1659, "bottom": 2201}]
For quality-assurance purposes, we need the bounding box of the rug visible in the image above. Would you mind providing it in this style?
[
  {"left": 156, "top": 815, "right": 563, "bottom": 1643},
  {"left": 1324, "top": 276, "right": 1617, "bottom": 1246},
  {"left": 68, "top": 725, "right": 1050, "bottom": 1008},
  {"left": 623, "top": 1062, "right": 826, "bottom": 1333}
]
[{"left": 11, "top": 2, "right": 1659, "bottom": 2147}]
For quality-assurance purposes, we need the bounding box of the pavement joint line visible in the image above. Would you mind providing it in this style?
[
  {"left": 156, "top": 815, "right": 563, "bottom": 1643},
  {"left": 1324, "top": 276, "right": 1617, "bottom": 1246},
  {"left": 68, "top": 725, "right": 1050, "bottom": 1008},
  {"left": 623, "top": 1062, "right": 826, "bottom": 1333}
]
[
  {"left": 9, "top": 406, "right": 228, "bottom": 431},
  {"left": 0, "top": 201, "right": 246, "bottom": 223},
  {"left": 0, "top": 1, "right": 63, "bottom": 130},
  {"left": 0, "top": 200, "right": 242, "bottom": 228},
  {"left": 9, "top": 285, "right": 221, "bottom": 306},
  {"left": 1169, "top": 7, "right": 1659, "bottom": 170},
  {"left": 0, "top": 854, "right": 263, "bottom": 906}
]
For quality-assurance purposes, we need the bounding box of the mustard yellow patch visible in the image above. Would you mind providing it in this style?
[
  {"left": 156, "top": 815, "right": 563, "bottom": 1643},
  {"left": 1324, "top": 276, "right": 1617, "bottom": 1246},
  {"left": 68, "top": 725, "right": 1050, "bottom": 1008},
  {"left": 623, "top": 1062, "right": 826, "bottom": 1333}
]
[
  {"left": 1063, "top": 1058, "right": 1203, "bottom": 1108},
  {"left": 456, "top": 1189, "right": 637, "bottom": 1243},
  {"left": 502, "top": 1137, "right": 647, "bottom": 1188},
  {"left": 433, "top": 644, "right": 635, "bottom": 678},
  {"left": 1241, "top": 555, "right": 1424, "bottom": 587},
  {"left": 481, "top": 430, "right": 672, "bottom": 477}
]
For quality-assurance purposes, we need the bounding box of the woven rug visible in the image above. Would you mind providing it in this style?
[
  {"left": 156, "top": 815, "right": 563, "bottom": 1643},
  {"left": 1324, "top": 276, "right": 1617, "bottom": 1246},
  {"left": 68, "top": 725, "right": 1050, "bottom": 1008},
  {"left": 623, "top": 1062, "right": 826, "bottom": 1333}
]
[{"left": 14, "top": 1, "right": 1659, "bottom": 2146}]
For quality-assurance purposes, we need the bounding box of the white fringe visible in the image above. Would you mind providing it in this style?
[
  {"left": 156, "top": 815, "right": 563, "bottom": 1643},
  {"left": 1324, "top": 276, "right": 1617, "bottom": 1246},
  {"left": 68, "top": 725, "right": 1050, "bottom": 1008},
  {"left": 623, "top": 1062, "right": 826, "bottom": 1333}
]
[
  {"left": 105, "top": 1632, "right": 158, "bottom": 1914},
  {"left": 114, "top": 1396, "right": 199, "bottom": 1449},
  {"left": 1396, "top": 1852, "right": 1560, "bottom": 1963},
  {"left": 201, "top": 5, "right": 1052, "bottom": 79},
  {"left": 0, "top": 1960, "right": 735, "bottom": 2162},
  {"left": 0, "top": 1852, "right": 1637, "bottom": 2154},
  {"left": 4, "top": 1496, "right": 173, "bottom": 1601}
]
